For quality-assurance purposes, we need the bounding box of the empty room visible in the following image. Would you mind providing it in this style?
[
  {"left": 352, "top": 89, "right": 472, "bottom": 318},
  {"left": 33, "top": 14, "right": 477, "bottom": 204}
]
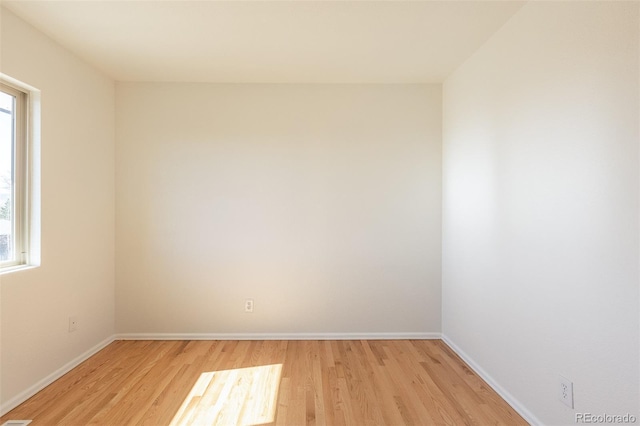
[{"left": 0, "top": 1, "right": 638, "bottom": 425}]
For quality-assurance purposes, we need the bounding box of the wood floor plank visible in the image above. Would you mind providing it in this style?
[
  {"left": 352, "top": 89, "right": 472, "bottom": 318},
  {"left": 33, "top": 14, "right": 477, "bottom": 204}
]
[
  {"left": 379, "top": 343, "right": 441, "bottom": 425},
  {"left": 1, "top": 340, "right": 528, "bottom": 425}
]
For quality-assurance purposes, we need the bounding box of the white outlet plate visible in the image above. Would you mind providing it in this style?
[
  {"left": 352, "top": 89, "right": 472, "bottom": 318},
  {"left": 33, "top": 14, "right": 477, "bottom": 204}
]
[
  {"left": 244, "top": 299, "right": 254, "bottom": 313},
  {"left": 68, "top": 316, "right": 78, "bottom": 332},
  {"left": 559, "top": 375, "right": 574, "bottom": 408}
]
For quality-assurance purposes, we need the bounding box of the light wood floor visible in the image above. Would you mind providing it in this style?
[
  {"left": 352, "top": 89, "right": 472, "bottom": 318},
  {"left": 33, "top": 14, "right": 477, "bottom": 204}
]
[{"left": 1, "top": 340, "right": 527, "bottom": 425}]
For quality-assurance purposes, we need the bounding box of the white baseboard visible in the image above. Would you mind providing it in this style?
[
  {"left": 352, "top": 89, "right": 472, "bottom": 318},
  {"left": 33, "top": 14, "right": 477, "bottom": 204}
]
[
  {"left": 0, "top": 335, "right": 116, "bottom": 417},
  {"left": 116, "top": 332, "right": 441, "bottom": 340},
  {"left": 2, "top": 332, "right": 540, "bottom": 424},
  {"left": 1, "top": 332, "right": 442, "bottom": 417},
  {"left": 441, "top": 334, "right": 541, "bottom": 426}
]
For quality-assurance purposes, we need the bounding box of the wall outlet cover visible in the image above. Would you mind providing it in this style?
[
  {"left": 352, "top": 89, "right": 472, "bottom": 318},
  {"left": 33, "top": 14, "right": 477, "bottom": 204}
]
[{"left": 559, "top": 375, "right": 574, "bottom": 409}]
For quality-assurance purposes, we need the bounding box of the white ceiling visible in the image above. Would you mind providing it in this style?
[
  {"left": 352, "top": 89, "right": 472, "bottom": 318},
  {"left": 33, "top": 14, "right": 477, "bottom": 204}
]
[{"left": 3, "top": 1, "right": 525, "bottom": 83}]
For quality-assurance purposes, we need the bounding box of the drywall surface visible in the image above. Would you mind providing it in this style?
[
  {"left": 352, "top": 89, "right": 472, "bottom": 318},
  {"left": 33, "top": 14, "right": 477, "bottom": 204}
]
[
  {"left": 442, "top": 2, "right": 639, "bottom": 424},
  {"left": 116, "top": 83, "right": 441, "bottom": 335},
  {"left": 0, "top": 8, "right": 115, "bottom": 406}
]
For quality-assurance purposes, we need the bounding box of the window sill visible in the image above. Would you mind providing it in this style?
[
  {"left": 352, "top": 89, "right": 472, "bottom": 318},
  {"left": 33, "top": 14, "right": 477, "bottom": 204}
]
[{"left": 0, "top": 263, "right": 38, "bottom": 276}]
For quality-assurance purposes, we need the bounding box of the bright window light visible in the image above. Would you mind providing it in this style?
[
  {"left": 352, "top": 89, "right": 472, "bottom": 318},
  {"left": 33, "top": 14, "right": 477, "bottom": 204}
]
[
  {"left": 170, "top": 363, "right": 283, "bottom": 425},
  {"left": 0, "top": 84, "right": 24, "bottom": 267},
  {"left": 0, "top": 75, "right": 40, "bottom": 274}
]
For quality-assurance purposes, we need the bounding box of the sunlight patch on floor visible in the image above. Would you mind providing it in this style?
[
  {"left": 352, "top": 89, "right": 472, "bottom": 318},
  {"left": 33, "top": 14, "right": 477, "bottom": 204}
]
[{"left": 170, "top": 363, "right": 283, "bottom": 426}]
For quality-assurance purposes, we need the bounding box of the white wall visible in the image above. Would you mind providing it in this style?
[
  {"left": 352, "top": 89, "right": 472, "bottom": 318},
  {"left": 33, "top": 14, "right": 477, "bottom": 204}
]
[
  {"left": 6, "top": 1, "right": 637, "bottom": 422},
  {"left": 116, "top": 83, "right": 441, "bottom": 336},
  {"left": 0, "top": 8, "right": 115, "bottom": 408},
  {"left": 442, "top": 2, "right": 639, "bottom": 424}
]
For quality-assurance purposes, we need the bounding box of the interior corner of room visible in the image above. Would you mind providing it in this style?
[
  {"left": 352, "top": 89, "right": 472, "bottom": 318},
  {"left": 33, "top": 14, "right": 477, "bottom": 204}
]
[{"left": 0, "top": 1, "right": 638, "bottom": 425}]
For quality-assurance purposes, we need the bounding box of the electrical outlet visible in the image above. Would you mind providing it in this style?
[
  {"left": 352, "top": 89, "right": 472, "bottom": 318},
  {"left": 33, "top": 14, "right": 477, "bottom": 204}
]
[
  {"left": 559, "top": 376, "right": 574, "bottom": 408},
  {"left": 244, "top": 299, "right": 254, "bottom": 313},
  {"left": 68, "top": 316, "right": 78, "bottom": 333}
]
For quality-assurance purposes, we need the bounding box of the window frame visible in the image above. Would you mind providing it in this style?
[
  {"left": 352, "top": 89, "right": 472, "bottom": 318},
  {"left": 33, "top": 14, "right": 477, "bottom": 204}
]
[{"left": 0, "top": 81, "right": 31, "bottom": 271}]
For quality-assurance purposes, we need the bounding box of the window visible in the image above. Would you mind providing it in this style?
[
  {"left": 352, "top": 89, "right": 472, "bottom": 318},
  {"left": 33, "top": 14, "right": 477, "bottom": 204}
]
[{"left": 0, "top": 81, "right": 31, "bottom": 271}]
